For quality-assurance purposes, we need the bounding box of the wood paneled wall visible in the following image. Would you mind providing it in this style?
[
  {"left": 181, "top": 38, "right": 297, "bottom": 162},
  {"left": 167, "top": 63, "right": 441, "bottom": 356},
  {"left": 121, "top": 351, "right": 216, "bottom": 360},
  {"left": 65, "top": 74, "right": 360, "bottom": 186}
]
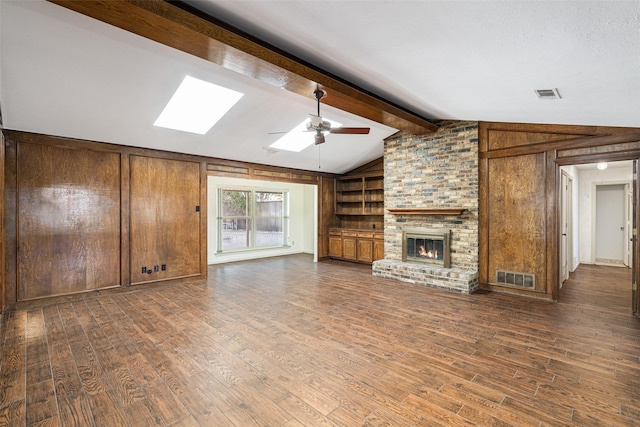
[
  {"left": 17, "top": 143, "right": 121, "bottom": 300},
  {"left": 3, "top": 130, "right": 336, "bottom": 308},
  {"left": 486, "top": 153, "right": 546, "bottom": 293},
  {"left": 479, "top": 122, "right": 640, "bottom": 300},
  {"left": 130, "top": 156, "right": 202, "bottom": 285}
]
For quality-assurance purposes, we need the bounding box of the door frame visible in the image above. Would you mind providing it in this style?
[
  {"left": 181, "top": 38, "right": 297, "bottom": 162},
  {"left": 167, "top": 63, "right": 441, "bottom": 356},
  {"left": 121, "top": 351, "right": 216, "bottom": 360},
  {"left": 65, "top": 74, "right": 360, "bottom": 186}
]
[
  {"left": 592, "top": 181, "right": 629, "bottom": 265},
  {"left": 555, "top": 155, "right": 640, "bottom": 315},
  {"left": 632, "top": 160, "right": 638, "bottom": 315},
  {"left": 559, "top": 170, "right": 573, "bottom": 285}
]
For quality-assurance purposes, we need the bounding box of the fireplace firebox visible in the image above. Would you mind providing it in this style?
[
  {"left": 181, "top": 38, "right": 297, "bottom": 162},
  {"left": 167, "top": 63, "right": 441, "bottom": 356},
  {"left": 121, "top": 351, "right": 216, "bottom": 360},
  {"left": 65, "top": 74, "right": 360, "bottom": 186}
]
[{"left": 402, "top": 228, "right": 451, "bottom": 268}]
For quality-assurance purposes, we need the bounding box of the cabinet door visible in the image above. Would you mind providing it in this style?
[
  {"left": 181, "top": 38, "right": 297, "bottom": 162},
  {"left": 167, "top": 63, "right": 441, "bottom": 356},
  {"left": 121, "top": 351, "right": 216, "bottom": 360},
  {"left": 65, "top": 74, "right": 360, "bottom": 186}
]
[
  {"left": 329, "top": 236, "right": 343, "bottom": 258},
  {"left": 357, "top": 238, "right": 374, "bottom": 263},
  {"left": 374, "top": 239, "right": 385, "bottom": 261},
  {"left": 130, "top": 156, "right": 201, "bottom": 284},
  {"left": 343, "top": 237, "right": 358, "bottom": 261}
]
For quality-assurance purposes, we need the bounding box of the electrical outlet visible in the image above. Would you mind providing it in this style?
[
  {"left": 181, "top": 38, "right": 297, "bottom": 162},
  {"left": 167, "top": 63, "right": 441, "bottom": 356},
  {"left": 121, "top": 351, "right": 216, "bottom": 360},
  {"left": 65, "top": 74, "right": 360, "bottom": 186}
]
[
  {"left": 154, "top": 265, "right": 159, "bottom": 272},
  {"left": 142, "top": 266, "right": 147, "bottom": 274},
  {"left": 161, "top": 264, "right": 166, "bottom": 271}
]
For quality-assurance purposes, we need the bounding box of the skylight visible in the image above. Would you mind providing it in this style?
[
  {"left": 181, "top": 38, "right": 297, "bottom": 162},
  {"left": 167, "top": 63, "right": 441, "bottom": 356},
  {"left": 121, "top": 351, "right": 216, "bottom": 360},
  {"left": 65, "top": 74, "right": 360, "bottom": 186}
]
[
  {"left": 154, "top": 76, "right": 244, "bottom": 134},
  {"left": 270, "top": 118, "right": 342, "bottom": 152}
]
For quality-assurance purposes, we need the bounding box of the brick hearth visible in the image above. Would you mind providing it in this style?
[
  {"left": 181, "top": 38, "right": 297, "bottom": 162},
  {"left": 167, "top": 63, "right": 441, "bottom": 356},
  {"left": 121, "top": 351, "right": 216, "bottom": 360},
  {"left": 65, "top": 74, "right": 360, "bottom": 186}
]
[{"left": 372, "top": 259, "right": 478, "bottom": 294}]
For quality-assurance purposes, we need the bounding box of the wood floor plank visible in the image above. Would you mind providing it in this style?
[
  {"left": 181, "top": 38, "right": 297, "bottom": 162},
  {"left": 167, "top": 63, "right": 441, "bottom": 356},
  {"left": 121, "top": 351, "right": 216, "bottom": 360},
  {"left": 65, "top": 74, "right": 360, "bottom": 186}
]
[
  {"left": 0, "top": 400, "right": 25, "bottom": 427},
  {"left": 1, "top": 256, "right": 639, "bottom": 426},
  {"left": 25, "top": 379, "right": 57, "bottom": 426},
  {"left": 0, "top": 337, "right": 26, "bottom": 404},
  {"left": 143, "top": 379, "right": 191, "bottom": 426},
  {"left": 87, "top": 390, "right": 129, "bottom": 427},
  {"left": 56, "top": 394, "right": 94, "bottom": 427}
]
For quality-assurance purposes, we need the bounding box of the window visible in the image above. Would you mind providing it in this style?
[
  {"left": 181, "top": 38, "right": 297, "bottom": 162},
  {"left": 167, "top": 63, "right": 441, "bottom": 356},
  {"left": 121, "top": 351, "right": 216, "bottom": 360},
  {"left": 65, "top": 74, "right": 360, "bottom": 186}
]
[{"left": 218, "top": 188, "right": 289, "bottom": 252}]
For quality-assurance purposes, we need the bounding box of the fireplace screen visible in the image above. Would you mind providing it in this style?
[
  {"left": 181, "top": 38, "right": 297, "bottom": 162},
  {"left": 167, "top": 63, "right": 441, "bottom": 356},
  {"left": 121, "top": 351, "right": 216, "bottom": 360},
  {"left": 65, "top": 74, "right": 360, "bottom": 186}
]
[{"left": 402, "top": 229, "right": 451, "bottom": 267}]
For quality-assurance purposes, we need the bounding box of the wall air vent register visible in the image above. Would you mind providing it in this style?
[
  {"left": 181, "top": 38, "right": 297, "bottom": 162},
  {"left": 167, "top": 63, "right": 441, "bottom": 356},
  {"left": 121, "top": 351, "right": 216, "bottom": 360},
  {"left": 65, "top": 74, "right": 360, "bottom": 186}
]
[{"left": 496, "top": 270, "right": 535, "bottom": 289}]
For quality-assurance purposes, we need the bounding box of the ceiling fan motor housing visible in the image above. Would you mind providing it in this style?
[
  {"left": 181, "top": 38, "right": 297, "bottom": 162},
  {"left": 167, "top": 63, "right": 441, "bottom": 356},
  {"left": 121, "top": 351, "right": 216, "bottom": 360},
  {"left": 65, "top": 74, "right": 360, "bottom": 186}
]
[{"left": 307, "top": 114, "right": 331, "bottom": 131}]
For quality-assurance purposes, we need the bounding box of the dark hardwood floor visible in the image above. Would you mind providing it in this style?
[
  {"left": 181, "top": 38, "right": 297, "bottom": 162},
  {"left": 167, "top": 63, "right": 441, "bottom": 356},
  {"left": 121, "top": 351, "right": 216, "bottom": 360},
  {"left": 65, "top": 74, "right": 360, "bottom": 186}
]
[{"left": 1, "top": 255, "right": 639, "bottom": 426}]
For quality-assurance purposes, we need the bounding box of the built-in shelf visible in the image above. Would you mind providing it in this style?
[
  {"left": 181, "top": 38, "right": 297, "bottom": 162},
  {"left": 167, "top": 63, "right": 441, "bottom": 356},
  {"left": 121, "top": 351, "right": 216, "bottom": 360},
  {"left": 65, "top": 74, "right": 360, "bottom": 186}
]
[
  {"left": 388, "top": 208, "right": 467, "bottom": 215},
  {"left": 335, "top": 175, "right": 384, "bottom": 216}
]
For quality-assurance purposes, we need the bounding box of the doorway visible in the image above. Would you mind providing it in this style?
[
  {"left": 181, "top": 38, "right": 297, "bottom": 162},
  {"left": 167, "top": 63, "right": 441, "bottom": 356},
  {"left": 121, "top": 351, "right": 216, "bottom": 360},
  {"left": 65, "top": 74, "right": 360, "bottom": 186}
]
[
  {"left": 595, "top": 183, "right": 628, "bottom": 266},
  {"left": 558, "top": 161, "right": 635, "bottom": 310}
]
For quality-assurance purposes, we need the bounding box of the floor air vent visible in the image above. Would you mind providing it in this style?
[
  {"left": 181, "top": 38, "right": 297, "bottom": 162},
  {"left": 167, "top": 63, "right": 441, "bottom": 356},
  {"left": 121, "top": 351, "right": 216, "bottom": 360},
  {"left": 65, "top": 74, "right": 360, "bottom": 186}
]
[{"left": 496, "top": 270, "right": 535, "bottom": 288}]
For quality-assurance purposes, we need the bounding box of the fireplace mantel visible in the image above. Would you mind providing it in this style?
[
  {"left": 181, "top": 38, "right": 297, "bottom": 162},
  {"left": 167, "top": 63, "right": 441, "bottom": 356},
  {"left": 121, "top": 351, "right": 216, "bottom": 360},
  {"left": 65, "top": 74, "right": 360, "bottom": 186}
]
[{"left": 388, "top": 208, "right": 466, "bottom": 215}]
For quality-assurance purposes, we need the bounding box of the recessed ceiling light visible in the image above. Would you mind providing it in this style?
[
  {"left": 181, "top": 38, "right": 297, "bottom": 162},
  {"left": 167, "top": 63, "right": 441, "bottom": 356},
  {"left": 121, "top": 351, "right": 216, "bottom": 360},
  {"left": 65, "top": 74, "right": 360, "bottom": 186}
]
[
  {"left": 534, "top": 88, "right": 561, "bottom": 100},
  {"left": 154, "top": 76, "right": 244, "bottom": 134},
  {"left": 270, "top": 118, "right": 342, "bottom": 152},
  {"left": 597, "top": 162, "right": 608, "bottom": 170}
]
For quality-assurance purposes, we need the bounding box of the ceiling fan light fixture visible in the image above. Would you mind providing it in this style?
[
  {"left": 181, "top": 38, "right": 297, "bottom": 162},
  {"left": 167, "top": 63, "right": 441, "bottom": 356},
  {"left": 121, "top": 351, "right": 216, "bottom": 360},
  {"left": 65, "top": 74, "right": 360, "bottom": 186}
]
[
  {"left": 271, "top": 117, "right": 342, "bottom": 152},
  {"left": 270, "top": 89, "right": 369, "bottom": 151},
  {"left": 306, "top": 116, "right": 331, "bottom": 132}
]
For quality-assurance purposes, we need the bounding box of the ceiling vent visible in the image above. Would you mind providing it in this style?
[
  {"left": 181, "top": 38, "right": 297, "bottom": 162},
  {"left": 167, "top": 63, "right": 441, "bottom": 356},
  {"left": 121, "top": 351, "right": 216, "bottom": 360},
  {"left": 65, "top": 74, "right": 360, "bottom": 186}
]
[{"left": 534, "top": 88, "right": 561, "bottom": 100}]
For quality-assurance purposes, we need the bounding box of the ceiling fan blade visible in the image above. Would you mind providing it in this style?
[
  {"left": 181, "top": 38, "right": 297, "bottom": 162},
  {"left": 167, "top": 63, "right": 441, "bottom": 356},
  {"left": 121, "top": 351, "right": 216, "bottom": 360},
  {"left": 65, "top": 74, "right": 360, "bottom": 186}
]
[{"left": 329, "top": 127, "right": 370, "bottom": 135}]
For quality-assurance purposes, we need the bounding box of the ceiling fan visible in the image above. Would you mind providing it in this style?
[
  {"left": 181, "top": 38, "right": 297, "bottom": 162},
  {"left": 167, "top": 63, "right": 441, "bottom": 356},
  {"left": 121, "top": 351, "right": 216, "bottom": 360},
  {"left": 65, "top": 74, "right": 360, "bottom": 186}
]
[{"left": 307, "top": 89, "right": 370, "bottom": 145}]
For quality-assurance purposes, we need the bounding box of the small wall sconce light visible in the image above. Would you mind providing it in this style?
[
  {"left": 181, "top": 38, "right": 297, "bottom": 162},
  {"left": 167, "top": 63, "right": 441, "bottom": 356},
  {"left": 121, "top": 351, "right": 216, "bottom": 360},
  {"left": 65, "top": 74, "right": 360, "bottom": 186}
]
[{"left": 596, "top": 162, "right": 608, "bottom": 170}]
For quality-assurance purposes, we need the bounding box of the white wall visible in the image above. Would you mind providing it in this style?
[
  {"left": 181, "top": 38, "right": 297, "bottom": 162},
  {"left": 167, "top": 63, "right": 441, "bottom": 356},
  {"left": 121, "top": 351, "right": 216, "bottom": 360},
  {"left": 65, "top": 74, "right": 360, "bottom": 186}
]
[
  {"left": 207, "top": 176, "right": 316, "bottom": 264},
  {"left": 578, "top": 164, "right": 632, "bottom": 264}
]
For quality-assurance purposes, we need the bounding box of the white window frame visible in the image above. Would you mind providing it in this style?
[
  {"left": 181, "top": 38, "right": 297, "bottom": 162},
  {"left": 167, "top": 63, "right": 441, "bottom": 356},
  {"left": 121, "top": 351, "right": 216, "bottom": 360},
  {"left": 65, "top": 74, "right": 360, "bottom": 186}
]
[{"left": 217, "top": 186, "right": 290, "bottom": 253}]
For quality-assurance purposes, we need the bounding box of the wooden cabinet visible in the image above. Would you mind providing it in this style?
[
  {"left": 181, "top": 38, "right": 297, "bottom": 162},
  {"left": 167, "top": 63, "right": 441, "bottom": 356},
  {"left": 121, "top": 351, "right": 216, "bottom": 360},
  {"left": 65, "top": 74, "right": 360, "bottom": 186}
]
[
  {"left": 328, "top": 228, "right": 384, "bottom": 264},
  {"left": 374, "top": 232, "right": 385, "bottom": 261},
  {"left": 335, "top": 175, "right": 384, "bottom": 215},
  {"left": 342, "top": 230, "right": 358, "bottom": 261},
  {"left": 328, "top": 229, "right": 343, "bottom": 258},
  {"left": 357, "top": 234, "right": 374, "bottom": 263}
]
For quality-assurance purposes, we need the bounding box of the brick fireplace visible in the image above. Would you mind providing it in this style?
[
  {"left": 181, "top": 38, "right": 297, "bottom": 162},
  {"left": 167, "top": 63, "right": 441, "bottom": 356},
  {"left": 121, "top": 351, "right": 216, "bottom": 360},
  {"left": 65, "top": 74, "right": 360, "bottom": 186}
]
[{"left": 372, "top": 121, "right": 479, "bottom": 294}]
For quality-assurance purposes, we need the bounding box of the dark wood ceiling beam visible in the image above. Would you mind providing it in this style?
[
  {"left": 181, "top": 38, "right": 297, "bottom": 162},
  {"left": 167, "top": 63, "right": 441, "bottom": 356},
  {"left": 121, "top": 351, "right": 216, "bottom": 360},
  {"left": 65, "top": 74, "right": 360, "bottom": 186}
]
[{"left": 47, "top": 0, "right": 438, "bottom": 135}]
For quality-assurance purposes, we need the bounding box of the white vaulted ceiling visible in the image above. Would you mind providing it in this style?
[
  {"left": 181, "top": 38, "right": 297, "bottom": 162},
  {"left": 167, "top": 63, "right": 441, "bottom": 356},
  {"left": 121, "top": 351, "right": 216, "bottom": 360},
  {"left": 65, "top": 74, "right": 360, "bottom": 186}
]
[{"left": 1, "top": 0, "right": 639, "bottom": 173}]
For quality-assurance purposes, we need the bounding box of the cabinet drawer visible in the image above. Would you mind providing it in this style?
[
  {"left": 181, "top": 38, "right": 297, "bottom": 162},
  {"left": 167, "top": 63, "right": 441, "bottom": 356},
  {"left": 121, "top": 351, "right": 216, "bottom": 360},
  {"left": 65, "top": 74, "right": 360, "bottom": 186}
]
[
  {"left": 342, "top": 230, "right": 358, "bottom": 237},
  {"left": 357, "top": 231, "right": 374, "bottom": 238}
]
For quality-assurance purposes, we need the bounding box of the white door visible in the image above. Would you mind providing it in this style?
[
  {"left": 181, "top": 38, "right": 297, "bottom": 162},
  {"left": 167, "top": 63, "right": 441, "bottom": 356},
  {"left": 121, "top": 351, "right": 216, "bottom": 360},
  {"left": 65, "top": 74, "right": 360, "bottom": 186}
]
[
  {"left": 595, "top": 184, "right": 626, "bottom": 265},
  {"left": 625, "top": 185, "right": 633, "bottom": 267},
  {"left": 560, "top": 172, "right": 572, "bottom": 284}
]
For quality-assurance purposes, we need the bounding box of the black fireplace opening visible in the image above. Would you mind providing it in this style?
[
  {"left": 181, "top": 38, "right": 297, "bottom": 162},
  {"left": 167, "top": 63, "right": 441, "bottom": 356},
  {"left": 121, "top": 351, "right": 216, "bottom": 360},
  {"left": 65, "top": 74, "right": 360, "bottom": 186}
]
[
  {"left": 402, "top": 229, "right": 451, "bottom": 267},
  {"left": 406, "top": 237, "right": 444, "bottom": 262}
]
